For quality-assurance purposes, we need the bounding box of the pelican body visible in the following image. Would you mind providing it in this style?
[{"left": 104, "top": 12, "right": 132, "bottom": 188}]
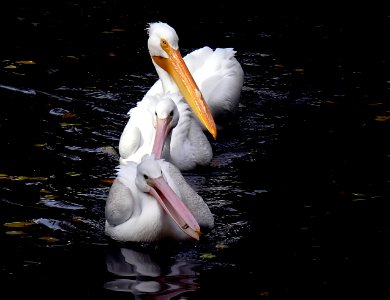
[{"left": 105, "top": 155, "right": 214, "bottom": 242}]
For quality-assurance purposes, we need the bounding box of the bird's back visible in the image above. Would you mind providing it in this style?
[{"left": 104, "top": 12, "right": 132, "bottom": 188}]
[{"left": 189, "top": 47, "right": 244, "bottom": 131}]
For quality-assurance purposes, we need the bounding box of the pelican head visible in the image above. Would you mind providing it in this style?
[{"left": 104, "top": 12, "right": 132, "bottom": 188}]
[
  {"left": 147, "top": 22, "right": 217, "bottom": 139},
  {"left": 151, "top": 96, "right": 179, "bottom": 159},
  {"left": 136, "top": 155, "right": 201, "bottom": 240},
  {"left": 147, "top": 22, "right": 179, "bottom": 58}
]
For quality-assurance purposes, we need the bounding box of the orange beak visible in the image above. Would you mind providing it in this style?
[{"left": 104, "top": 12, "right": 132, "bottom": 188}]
[{"left": 152, "top": 43, "right": 217, "bottom": 139}]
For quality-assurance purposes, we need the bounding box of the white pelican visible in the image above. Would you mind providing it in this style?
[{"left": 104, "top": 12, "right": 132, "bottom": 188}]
[
  {"left": 119, "top": 93, "right": 213, "bottom": 171},
  {"left": 105, "top": 154, "right": 214, "bottom": 242},
  {"left": 145, "top": 22, "right": 245, "bottom": 133}
]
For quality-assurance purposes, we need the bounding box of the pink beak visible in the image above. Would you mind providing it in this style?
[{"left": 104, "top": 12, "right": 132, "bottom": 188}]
[
  {"left": 149, "top": 176, "right": 201, "bottom": 240},
  {"left": 151, "top": 117, "right": 171, "bottom": 159}
]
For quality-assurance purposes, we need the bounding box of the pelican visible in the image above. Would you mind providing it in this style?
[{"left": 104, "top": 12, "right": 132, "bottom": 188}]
[
  {"left": 119, "top": 92, "right": 213, "bottom": 171},
  {"left": 105, "top": 154, "right": 214, "bottom": 242},
  {"left": 145, "top": 22, "right": 245, "bottom": 133}
]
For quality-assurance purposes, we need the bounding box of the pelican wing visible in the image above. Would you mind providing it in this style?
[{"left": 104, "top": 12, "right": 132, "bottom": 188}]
[
  {"left": 182, "top": 46, "right": 214, "bottom": 73},
  {"left": 119, "top": 122, "right": 141, "bottom": 160},
  {"left": 105, "top": 178, "right": 134, "bottom": 227}
]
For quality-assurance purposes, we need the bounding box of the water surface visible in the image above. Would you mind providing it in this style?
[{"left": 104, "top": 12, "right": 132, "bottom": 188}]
[{"left": 1, "top": 4, "right": 390, "bottom": 299}]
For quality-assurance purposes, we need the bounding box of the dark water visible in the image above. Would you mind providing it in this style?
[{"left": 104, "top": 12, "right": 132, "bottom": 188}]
[{"left": 1, "top": 3, "right": 390, "bottom": 299}]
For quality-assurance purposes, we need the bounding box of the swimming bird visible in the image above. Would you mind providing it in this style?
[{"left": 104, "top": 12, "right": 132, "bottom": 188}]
[
  {"left": 144, "top": 22, "right": 217, "bottom": 139},
  {"left": 105, "top": 154, "right": 214, "bottom": 242},
  {"left": 145, "top": 22, "right": 245, "bottom": 133},
  {"left": 119, "top": 93, "right": 213, "bottom": 171}
]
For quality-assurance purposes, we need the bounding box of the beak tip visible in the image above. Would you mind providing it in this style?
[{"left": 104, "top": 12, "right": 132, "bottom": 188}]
[
  {"left": 194, "top": 227, "right": 201, "bottom": 241},
  {"left": 208, "top": 126, "right": 217, "bottom": 140}
]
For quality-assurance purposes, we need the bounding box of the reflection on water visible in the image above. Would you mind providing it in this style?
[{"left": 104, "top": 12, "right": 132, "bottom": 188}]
[{"left": 104, "top": 245, "right": 199, "bottom": 299}]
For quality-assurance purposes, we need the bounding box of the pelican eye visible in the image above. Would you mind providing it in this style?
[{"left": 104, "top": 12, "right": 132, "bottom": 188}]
[
  {"left": 161, "top": 38, "right": 169, "bottom": 49},
  {"left": 169, "top": 111, "right": 174, "bottom": 117},
  {"left": 143, "top": 174, "right": 149, "bottom": 180}
]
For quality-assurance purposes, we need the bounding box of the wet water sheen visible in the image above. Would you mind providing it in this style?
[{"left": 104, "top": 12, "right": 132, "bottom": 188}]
[{"left": 1, "top": 3, "right": 390, "bottom": 299}]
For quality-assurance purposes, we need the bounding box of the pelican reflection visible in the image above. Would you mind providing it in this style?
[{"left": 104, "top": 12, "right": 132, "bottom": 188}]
[{"left": 104, "top": 245, "right": 200, "bottom": 299}]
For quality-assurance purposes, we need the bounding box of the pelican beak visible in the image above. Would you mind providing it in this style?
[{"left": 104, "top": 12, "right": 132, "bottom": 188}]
[
  {"left": 151, "top": 117, "right": 171, "bottom": 160},
  {"left": 149, "top": 176, "right": 201, "bottom": 240},
  {"left": 152, "top": 43, "right": 217, "bottom": 139}
]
